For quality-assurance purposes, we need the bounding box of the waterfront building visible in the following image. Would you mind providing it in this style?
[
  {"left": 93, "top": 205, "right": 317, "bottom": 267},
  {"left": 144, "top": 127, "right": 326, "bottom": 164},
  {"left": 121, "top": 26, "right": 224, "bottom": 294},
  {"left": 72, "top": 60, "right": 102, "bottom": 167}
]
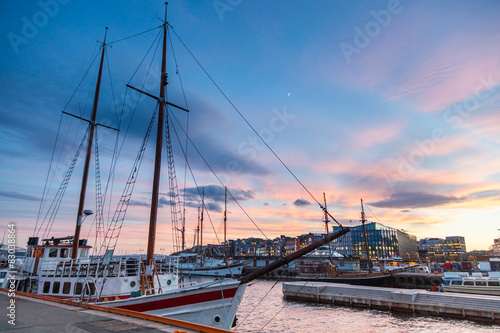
[
  {"left": 331, "top": 222, "right": 418, "bottom": 260},
  {"left": 493, "top": 238, "right": 500, "bottom": 257},
  {"left": 418, "top": 236, "right": 467, "bottom": 262}
]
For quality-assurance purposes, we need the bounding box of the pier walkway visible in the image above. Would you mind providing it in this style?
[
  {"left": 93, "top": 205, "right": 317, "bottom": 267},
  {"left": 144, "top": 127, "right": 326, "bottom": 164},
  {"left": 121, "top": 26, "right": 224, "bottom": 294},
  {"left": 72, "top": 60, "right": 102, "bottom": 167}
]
[
  {"left": 0, "top": 289, "right": 230, "bottom": 333},
  {"left": 283, "top": 282, "right": 500, "bottom": 324}
]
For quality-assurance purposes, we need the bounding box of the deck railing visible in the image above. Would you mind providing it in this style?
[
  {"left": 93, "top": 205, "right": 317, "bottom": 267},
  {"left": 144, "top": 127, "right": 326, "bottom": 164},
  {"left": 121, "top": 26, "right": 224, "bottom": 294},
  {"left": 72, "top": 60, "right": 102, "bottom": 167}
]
[{"left": 39, "top": 256, "right": 179, "bottom": 278}]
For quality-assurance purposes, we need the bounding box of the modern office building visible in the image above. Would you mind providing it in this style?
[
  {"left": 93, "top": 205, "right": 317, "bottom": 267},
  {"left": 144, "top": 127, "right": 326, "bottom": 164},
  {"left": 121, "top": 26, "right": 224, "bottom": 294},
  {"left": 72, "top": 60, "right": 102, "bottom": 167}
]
[
  {"left": 493, "top": 238, "right": 500, "bottom": 257},
  {"left": 418, "top": 236, "right": 466, "bottom": 261},
  {"left": 331, "top": 222, "right": 418, "bottom": 260}
]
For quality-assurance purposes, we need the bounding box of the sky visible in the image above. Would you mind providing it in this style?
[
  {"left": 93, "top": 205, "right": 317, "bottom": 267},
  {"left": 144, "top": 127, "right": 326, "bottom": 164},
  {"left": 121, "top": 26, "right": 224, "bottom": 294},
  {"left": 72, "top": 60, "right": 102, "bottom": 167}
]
[{"left": 1, "top": 0, "right": 500, "bottom": 254}]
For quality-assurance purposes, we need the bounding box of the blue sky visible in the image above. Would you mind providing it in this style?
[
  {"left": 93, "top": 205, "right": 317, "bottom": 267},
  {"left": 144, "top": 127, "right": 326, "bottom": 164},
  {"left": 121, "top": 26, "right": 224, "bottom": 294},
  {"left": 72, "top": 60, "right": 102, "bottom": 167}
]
[{"left": 1, "top": 0, "right": 500, "bottom": 254}]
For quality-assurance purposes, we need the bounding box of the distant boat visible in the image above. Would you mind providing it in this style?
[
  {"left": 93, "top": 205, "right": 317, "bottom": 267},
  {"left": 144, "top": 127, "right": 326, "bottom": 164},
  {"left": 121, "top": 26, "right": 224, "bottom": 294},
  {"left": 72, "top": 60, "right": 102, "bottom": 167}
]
[
  {"left": 177, "top": 253, "right": 252, "bottom": 277},
  {"left": 294, "top": 259, "right": 392, "bottom": 286},
  {"left": 175, "top": 187, "right": 252, "bottom": 278},
  {"left": 293, "top": 199, "right": 391, "bottom": 287},
  {"left": 442, "top": 271, "right": 500, "bottom": 296},
  {"left": 0, "top": 243, "right": 26, "bottom": 286}
]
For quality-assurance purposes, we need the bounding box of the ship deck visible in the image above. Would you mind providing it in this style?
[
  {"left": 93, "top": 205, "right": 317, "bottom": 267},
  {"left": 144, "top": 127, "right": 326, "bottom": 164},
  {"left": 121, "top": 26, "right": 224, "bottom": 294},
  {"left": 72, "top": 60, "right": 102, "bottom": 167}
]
[{"left": 0, "top": 288, "right": 230, "bottom": 332}]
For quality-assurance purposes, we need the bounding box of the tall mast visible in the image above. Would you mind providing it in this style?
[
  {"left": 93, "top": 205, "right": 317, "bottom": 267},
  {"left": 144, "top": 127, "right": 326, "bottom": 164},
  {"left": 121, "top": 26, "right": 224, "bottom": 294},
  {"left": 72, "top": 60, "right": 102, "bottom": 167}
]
[
  {"left": 72, "top": 28, "right": 108, "bottom": 260},
  {"left": 200, "top": 189, "right": 204, "bottom": 267},
  {"left": 196, "top": 207, "right": 200, "bottom": 250},
  {"left": 323, "top": 193, "right": 333, "bottom": 260},
  {"left": 146, "top": 3, "right": 168, "bottom": 267},
  {"left": 224, "top": 186, "right": 227, "bottom": 257},
  {"left": 361, "top": 199, "right": 372, "bottom": 273},
  {"left": 181, "top": 208, "right": 186, "bottom": 252}
]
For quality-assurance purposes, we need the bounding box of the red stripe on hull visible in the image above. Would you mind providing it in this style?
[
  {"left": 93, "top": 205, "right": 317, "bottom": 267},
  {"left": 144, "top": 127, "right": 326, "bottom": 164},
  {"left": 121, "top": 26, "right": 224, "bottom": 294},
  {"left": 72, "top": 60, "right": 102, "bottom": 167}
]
[{"left": 116, "top": 287, "right": 239, "bottom": 312}]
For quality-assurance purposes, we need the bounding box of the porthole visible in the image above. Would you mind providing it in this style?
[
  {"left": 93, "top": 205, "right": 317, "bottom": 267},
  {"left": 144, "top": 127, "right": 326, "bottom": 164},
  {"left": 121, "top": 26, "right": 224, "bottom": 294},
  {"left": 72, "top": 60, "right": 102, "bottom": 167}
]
[
  {"left": 213, "top": 315, "right": 221, "bottom": 324},
  {"left": 130, "top": 281, "right": 136, "bottom": 288},
  {"left": 167, "top": 279, "right": 172, "bottom": 285}
]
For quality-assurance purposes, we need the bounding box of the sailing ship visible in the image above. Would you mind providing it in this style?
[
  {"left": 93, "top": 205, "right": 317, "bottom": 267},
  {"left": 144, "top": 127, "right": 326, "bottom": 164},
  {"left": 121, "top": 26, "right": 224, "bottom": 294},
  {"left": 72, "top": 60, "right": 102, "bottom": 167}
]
[
  {"left": 5, "top": 4, "right": 350, "bottom": 330},
  {"left": 294, "top": 199, "right": 391, "bottom": 286},
  {"left": 177, "top": 254, "right": 251, "bottom": 278},
  {"left": 177, "top": 188, "right": 251, "bottom": 277}
]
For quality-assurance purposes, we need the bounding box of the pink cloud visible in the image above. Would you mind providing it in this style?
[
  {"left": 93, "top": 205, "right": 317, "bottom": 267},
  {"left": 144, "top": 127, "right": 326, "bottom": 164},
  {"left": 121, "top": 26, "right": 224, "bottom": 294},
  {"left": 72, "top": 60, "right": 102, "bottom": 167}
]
[
  {"left": 390, "top": 33, "right": 500, "bottom": 112},
  {"left": 321, "top": 6, "right": 500, "bottom": 114}
]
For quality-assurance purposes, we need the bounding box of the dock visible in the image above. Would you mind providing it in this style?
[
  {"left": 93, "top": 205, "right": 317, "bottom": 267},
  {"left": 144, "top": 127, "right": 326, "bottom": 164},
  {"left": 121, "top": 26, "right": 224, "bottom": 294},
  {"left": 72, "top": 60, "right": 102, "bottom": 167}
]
[
  {"left": 283, "top": 282, "right": 500, "bottom": 324},
  {"left": 0, "top": 289, "right": 231, "bottom": 332}
]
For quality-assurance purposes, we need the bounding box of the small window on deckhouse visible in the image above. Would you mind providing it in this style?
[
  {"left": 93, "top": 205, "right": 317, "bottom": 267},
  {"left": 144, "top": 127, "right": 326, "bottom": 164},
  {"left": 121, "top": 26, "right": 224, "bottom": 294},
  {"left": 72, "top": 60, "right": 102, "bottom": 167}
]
[
  {"left": 48, "top": 248, "right": 58, "bottom": 258},
  {"left": 43, "top": 281, "right": 50, "bottom": 293}
]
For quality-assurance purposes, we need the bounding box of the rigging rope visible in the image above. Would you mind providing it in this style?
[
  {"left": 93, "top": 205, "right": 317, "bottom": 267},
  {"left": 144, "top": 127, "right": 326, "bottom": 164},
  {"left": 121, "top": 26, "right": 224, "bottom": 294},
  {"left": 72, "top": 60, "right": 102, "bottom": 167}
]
[
  {"left": 101, "top": 49, "right": 123, "bottom": 235},
  {"left": 38, "top": 127, "right": 89, "bottom": 240},
  {"left": 107, "top": 26, "right": 162, "bottom": 46},
  {"left": 93, "top": 128, "right": 105, "bottom": 251},
  {"left": 169, "top": 25, "right": 342, "bottom": 227},
  {"left": 167, "top": 108, "right": 222, "bottom": 250},
  {"left": 256, "top": 280, "right": 310, "bottom": 333},
  {"left": 100, "top": 105, "right": 159, "bottom": 256},
  {"left": 165, "top": 105, "right": 184, "bottom": 253},
  {"left": 127, "top": 29, "right": 162, "bottom": 85},
  {"left": 236, "top": 279, "right": 281, "bottom": 329},
  {"left": 99, "top": 27, "right": 163, "bottom": 255},
  {"left": 63, "top": 43, "right": 101, "bottom": 111},
  {"left": 36, "top": 42, "right": 102, "bottom": 237},
  {"left": 169, "top": 108, "right": 283, "bottom": 253},
  {"left": 364, "top": 202, "right": 382, "bottom": 224},
  {"left": 34, "top": 113, "right": 64, "bottom": 236},
  {"left": 168, "top": 27, "right": 190, "bottom": 252}
]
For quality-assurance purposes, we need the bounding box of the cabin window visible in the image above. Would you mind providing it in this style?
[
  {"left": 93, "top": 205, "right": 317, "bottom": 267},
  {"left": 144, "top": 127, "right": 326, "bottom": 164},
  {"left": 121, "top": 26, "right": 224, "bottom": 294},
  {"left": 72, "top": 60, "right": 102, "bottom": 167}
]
[
  {"left": 488, "top": 280, "right": 499, "bottom": 286},
  {"left": 60, "top": 248, "right": 69, "bottom": 258},
  {"left": 80, "top": 249, "right": 89, "bottom": 258},
  {"left": 63, "top": 282, "right": 71, "bottom": 294},
  {"left": 74, "top": 282, "right": 83, "bottom": 295},
  {"left": 52, "top": 282, "right": 60, "bottom": 294},
  {"left": 43, "top": 281, "right": 50, "bottom": 293},
  {"left": 48, "top": 248, "right": 58, "bottom": 258},
  {"left": 442, "top": 280, "right": 450, "bottom": 285},
  {"left": 475, "top": 280, "right": 487, "bottom": 286},
  {"left": 85, "top": 282, "right": 96, "bottom": 295},
  {"left": 463, "top": 281, "right": 474, "bottom": 286},
  {"left": 451, "top": 280, "right": 462, "bottom": 285}
]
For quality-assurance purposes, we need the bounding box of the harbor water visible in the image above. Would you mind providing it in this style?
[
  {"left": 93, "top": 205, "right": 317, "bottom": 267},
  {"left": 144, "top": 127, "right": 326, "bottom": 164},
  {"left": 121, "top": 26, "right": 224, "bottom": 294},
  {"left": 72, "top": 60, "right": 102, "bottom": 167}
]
[{"left": 229, "top": 279, "right": 498, "bottom": 333}]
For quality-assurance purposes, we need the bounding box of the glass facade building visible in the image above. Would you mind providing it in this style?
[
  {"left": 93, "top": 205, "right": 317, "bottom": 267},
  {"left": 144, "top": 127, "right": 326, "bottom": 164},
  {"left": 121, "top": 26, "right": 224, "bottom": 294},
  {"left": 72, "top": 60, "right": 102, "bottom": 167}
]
[
  {"left": 331, "top": 222, "right": 418, "bottom": 260},
  {"left": 418, "top": 236, "right": 466, "bottom": 261}
]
